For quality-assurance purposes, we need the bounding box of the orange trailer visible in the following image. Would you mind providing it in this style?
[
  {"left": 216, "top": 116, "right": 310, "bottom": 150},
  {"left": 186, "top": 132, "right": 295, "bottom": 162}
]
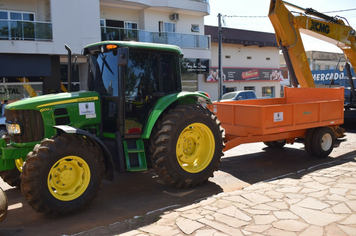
[{"left": 207, "top": 87, "right": 345, "bottom": 157}]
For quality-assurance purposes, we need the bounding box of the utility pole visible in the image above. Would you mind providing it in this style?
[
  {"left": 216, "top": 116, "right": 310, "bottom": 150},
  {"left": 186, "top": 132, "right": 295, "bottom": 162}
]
[{"left": 218, "top": 13, "right": 223, "bottom": 101}]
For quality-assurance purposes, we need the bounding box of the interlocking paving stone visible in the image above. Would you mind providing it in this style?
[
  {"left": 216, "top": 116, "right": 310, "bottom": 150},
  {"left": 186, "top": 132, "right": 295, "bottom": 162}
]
[
  {"left": 290, "top": 205, "right": 346, "bottom": 226},
  {"left": 272, "top": 220, "right": 309, "bottom": 231},
  {"left": 140, "top": 225, "right": 180, "bottom": 236},
  {"left": 175, "top": 217, "right": 204, "bottom": 234},
  {"left": 273, "top": 211, "right": 299, "bottom": 220},
  {"left": 337, "top": 225, "right": 356, "bottom": 236},
  {"left": 253, "top": 215, "right": 278, "bottom": 225},
  {"left": 243, "top": 224, "right": 271, "bottom": 233},
  {"left": 331, "top": 203, "right": 353, "bottom": 214},
  {"left": 295, "top": 197, "right": 330, "bottom": 210},
  {"left": 340, "top": 214, "right": 356, "bottom": 225},
  {"left": 298, "top": 225, "right": 323, "bottom": 236},
  {"left": 198, "top": 218, "right": 243, "bottom": 236}
]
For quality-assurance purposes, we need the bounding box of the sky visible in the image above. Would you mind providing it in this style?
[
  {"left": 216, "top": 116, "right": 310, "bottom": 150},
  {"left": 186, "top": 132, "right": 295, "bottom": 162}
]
[{"left": 204, "top": 0, "right": 356, "bottom": 53}]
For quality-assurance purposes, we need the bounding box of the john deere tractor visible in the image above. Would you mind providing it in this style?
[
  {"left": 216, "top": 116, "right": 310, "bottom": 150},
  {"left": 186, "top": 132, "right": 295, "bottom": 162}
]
[{"left": 0, "top": 41, "right": 224, "bottom": 216}]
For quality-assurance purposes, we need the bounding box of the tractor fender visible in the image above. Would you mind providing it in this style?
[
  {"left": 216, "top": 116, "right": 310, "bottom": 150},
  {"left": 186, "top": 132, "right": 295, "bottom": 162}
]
[
  {"left": 53, "top": 125, "right": 114, "bottom": 181},
  {"left": 142, "top": 91, "right": 211, "bottom": 139}
]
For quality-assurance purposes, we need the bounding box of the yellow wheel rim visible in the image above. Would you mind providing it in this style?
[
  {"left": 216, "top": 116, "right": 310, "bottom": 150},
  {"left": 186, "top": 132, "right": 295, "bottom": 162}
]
[
  {"left": 47, "top": 156, "right": 90, "bottom": 201},
  {"left": 176, "top": 123, "right": 215, "bottom": 173},
  {"left": 15, "top": 158, "right": 24, "bottom": 172}
]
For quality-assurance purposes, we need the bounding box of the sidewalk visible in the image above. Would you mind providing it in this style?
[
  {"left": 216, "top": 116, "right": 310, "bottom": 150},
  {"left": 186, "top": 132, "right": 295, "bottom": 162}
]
[{"left": 73, "top": 156, "right": 356, "bottom": 236}]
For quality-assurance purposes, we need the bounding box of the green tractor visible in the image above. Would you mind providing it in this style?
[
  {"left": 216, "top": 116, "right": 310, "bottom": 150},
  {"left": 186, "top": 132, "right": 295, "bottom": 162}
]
[{"left": 0, "top": 41, "right": 224, "bottom": 216}]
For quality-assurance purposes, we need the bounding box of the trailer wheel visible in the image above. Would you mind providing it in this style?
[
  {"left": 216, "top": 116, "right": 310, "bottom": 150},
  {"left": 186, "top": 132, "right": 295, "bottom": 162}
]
[
  {"left": 312, "top": 127, "right": 335, "bottom": 158},
  {"left": 0, "top": 158, "right": 24, "bottom": 188},
  {"left": 20, "top": 134, "right": 104, "bottom": 216},
  {"left": 265, "top": 140, "right": 286, "bottom": 148},
  {"left": 150, "top": 104, "right": 224, "bottom": 188},
  {"left": 304, "top": 129, "right": 316, "bottom": 155}
]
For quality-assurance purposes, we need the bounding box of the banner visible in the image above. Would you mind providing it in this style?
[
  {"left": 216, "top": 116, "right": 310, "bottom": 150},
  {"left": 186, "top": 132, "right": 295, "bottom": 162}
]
[
  {"left": 206, "top": 67, "right": 284, "bottom": 82},
  {"left": 311, "top": 69, "right": 355, "bottom": 85}
]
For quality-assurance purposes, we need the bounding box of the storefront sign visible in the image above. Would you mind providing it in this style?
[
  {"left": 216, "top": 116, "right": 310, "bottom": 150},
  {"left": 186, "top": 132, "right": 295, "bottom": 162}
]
[
  {"left": 206, "top": 67, "right": 284, "bottom": 82},
  {"left": 181, "top": 58, "right": 209, "bottom": 74},
  {"left": 311, "top": 69, "right": 355, "bottom": 85}
]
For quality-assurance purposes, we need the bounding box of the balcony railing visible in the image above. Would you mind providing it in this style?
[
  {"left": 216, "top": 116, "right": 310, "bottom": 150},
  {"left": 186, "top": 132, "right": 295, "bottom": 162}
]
[
  {"left": 101, "top": 27, "right": 210, "bottom": 50},
  {"left": 0, "top": 20, "right": 53, "bottom": 41},
  {"left": 191, "top": 0, "right": 209, "bottom": 3}
]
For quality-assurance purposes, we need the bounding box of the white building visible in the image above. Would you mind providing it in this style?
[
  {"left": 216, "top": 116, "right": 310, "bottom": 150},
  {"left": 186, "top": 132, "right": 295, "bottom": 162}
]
[
  {"left": 0, "top": 0, "right": 210, "bottom": 101},
  {"left": 201, "top": 26, "right": 281, "bottom": 100}
]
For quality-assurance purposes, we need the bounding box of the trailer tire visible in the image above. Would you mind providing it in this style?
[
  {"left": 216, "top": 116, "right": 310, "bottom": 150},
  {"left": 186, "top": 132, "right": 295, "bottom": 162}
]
[
  {"left": 20, "top": 134, "right": 104, "bottom": 216},
  {"left": 304, "top": 129, "right": 317, "bottom": 156},
  {"left": 149, "top": 104, "right": 224, "bottom": 188},
  {"left": 312, "top": 127, "right": 335, "bottom": 158},
  {"left": 266, "top": 140, "right": 286, "bottom": 148}
]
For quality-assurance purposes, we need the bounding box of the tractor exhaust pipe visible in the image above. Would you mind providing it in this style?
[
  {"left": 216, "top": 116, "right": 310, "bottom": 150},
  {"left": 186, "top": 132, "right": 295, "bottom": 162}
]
[{"left": 65, "top": 44, "right": 72, "bottom": 92}]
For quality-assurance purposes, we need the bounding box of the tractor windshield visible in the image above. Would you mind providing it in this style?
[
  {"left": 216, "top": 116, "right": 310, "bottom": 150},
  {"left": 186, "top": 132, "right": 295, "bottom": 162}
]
[{"left": 87, "top": 50, "right": 118, "bottom": 96}]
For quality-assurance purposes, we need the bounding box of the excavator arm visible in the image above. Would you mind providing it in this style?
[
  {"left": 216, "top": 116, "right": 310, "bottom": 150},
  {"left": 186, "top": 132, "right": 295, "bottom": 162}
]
[{"left": 268, "top": 0, "right": 356, "bottom": 89}]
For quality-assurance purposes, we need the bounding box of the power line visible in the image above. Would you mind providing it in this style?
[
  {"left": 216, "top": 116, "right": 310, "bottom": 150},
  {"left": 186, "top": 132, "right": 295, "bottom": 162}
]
[
  {"left": 323, "top": 8, "right": 356, "bottom": 14},
  {"left": 222, "top": 7, "right": 356, "bottom": 18}
]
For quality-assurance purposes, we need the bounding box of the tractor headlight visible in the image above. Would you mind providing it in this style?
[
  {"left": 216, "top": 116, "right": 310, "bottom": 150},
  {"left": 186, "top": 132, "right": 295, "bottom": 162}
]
[{"left": 6, "top": 122, "right": 22, "bottom": 135}]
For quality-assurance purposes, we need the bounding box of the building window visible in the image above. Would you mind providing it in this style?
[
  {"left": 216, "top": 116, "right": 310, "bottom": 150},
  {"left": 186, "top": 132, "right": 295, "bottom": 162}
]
[
  {"left": 225, "top": 55, "right": 231, "bottom": 59},
  {"left": 0, "top": 10, "right": 35, "bottom": 40},
  {"left": 224, "top": 87, "right": 236, "bottom": 93},
  {"left": 262, "top": 86, "right": 275, "bottom": 98},
  {"left": 125, "top": 21, "right": 138, "bottom": 29},
  {"left": 244, "top": 86, "right": 255, "bottom": 91},
  {"left": 247, "top": 56, "right": 252, "bottom": 59},
  {"left": 191, "top": 24, "right": 199, "bottom": 32},
  {"left": 266, "top": 57, "right": 271, "bottom": 60},
  {"left": 159, "top": 21, "right": 176, "bottom": 37}
]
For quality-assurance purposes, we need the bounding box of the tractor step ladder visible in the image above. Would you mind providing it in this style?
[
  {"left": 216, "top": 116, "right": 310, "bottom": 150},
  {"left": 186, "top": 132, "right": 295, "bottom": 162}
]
[{"left": 123, "top": 138, "right": 147, "bottom": 171}]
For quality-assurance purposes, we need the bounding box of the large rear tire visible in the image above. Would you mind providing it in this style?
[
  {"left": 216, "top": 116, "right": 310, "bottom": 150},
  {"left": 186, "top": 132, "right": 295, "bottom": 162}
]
[
  {"left": 149, "top": 104, "right": 224, "bottom": 188},
  {"left": 20, "top": 134, "right": 104, "bottom": 216}
]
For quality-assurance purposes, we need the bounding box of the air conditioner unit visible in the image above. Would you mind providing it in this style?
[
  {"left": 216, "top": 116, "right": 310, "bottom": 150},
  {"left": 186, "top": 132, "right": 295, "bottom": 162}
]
[{"left": 169, "top": 13, "right": 179, "bottom": 21}]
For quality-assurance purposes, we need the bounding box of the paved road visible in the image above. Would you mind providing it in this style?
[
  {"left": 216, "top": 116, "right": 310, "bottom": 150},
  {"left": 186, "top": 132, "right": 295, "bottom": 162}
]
[{"left": 1, "top": 124, "right": 355, "bottom": 236}]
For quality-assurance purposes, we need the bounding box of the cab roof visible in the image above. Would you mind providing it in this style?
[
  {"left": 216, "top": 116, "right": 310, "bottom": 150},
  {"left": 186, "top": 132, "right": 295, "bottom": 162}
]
[{"left": 83, "top": 41, "right": 184, "bottom": 58}]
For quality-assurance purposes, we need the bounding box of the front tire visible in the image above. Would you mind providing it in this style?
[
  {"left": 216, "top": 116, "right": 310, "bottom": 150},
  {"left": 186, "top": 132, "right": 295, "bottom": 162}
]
[
  {"left": 150, "top": 104, "right": 224, "bottom": 188},
  {"left": 20, "top": 134, "right": 104, "bottom": 216},
  {"left": 0, "top": 158, "right": 24, "bottom": 188}
]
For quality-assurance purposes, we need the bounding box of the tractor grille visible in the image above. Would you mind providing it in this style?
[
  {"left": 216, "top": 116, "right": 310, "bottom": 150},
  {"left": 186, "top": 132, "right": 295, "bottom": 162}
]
[{"left": 6, "top": 110, "right": 45, "bottom": 143}]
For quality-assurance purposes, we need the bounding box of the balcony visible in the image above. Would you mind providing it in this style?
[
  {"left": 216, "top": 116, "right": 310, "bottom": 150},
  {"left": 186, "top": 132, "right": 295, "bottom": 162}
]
[
  {"left": 0, "top": 20, "right": 53, "bottom": 41},
  {"left": 101, "top": 27, "right": 210, "bottom": 50}
]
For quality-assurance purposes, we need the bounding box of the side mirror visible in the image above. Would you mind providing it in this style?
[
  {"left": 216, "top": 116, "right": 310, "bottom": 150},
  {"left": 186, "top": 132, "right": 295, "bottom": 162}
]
[
  {"left": 237, "top": 96, "right": 243, "bottom": 100},
  {"left": 118, "top": 47, "right": 129, "bottom": 66}
]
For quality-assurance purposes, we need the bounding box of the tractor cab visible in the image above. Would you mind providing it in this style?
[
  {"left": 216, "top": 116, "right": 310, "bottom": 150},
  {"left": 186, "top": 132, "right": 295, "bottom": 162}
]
[{"left": 84, "top": 42, "right": 182, "bottom": 137}]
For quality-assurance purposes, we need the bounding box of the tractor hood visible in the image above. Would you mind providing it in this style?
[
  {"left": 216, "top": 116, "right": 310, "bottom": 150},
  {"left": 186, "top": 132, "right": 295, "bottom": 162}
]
[{"left": 6, "top": 91, "right": 100, "bottom": 111}]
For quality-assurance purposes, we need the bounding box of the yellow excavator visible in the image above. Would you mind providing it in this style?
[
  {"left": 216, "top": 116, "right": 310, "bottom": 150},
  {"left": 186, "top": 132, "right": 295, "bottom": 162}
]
[{"left": 269, "top": 0, "right": 356, "bottom": 123}]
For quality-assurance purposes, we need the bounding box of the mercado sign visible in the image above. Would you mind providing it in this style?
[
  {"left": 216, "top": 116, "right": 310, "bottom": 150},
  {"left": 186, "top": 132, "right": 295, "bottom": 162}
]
[
  {"left": 206, "top": 67, "right": 284, "bottom": 82},
  {"left": 311, "top": 69, "right": 355, "bottom": 85}
]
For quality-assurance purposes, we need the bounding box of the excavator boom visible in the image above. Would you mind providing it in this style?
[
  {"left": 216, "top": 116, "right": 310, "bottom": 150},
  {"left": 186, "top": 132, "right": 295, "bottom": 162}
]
[{"left": 268, "top": 0, "right": 356, "bottom": 89}]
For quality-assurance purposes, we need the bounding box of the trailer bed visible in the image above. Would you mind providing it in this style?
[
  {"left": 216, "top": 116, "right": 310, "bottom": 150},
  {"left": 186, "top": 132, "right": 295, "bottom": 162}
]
[{"left": 207, "top": 87, "right": 344, "bottom": 151}]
